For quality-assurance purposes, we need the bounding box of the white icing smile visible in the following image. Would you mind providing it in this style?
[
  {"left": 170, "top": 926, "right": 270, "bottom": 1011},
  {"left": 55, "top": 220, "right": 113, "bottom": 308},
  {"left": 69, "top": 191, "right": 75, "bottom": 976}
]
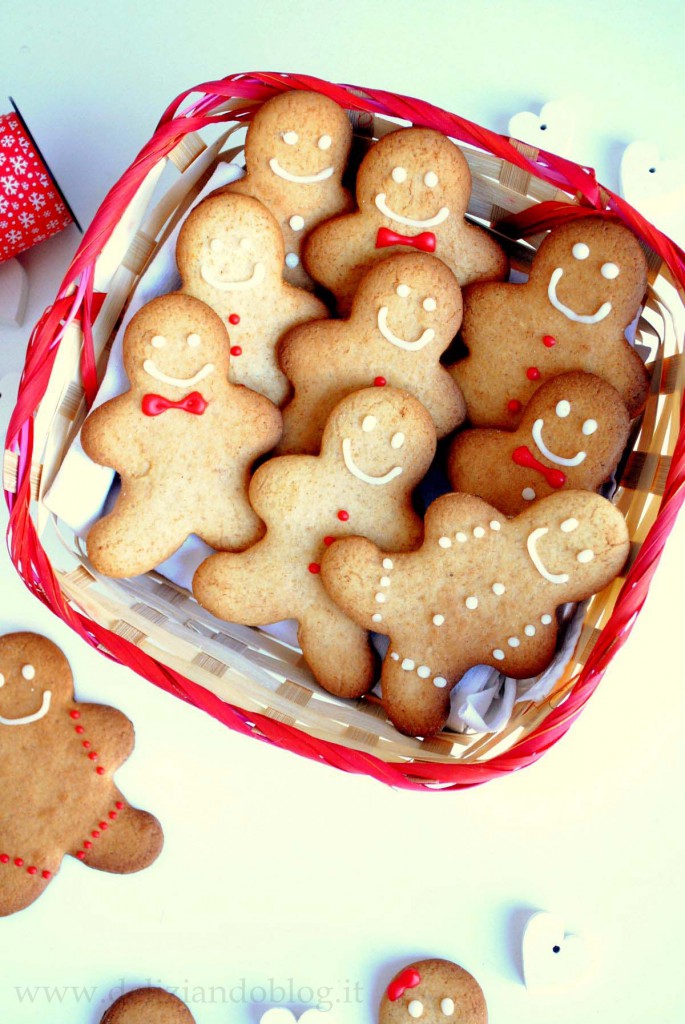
[
  {"left": 0, "top": 689, "right": 52, "bottom": 726},
  {"left": 374, "top": 193, "right": 450, "bottom": 228},
  {"left": 527, "top": 527, "right": 570, "bottom": 584},
  {"left": 377, "top": 307, "right": 435, "bottom": 351},
  {"left": 143, "top": 360, "right": 215, "bottom": 388},
  {"left": 342, "top": 438, "right": 403, "bottom": 485},
  {"left": 268, "top": 158, "right": 334, "bottom": 184},
  {"left": 532, "top": 418, "right": 587, "bottom": 466},
  {"left": 547, "top": 268, "right": 612, "bottom": 324},
  {"left": 200, "top": 261, "right": 265, "bottom": 291}
]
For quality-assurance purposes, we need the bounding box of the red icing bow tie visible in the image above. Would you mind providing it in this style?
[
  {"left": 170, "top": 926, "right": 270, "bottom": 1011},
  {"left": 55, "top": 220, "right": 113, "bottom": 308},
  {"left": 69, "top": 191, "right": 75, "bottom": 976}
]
[
  {"left": 141, "top": 392, "right": 208, "bottom": 417},
  {"left": 387, "top": 968, "right": 422, "bottom": 1001},
  {"left": 512, "top": 445, "right": 566, "bottom": 488},
  {"left": 376, "top": 227, "right": 437, "bottom": 252}
]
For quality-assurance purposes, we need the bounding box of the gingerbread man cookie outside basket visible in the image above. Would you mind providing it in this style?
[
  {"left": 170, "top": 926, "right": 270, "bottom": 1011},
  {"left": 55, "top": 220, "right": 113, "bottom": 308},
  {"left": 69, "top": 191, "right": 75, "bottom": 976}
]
[
  {"left": 0, "top": 633, "right": 163, "bottom": 917},
  {"left": 82, "top": 294, "right": 282, "bottom": 578},
  {"left": 193, "top": 387, "right": 436, "bottom": 699},
  {"left": 303, "top": 126, "right": 508, "bottom": 314},
  {"left": 278, "top": 252, "right": 465, "bottom": 453},
  {"left": 100, "top": 987, "right": 195, "bottom": 1024},
  {"left": 381, "top": 960, "right": 487, "bottom": 1024},
  {"left": 450, "top": 217, "right": 650, "bottom": 427},
  {"left": 177, "top": 193, "right": 327, "bottom": 406},
  {"left": 219, "top": 90, "right": 354, "bottom": 289},
  {"left": 447, "top": 372, "right": 631, "bottom": 515},
  {"left": 321, "top": 490, "right": 629, "bottom": 736}
]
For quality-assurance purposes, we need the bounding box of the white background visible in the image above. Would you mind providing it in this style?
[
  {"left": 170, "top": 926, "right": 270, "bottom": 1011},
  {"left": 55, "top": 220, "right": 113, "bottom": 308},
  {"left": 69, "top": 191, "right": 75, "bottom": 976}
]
[{"left": 2, "top": 2, "right": 685, "bottom": 1022}]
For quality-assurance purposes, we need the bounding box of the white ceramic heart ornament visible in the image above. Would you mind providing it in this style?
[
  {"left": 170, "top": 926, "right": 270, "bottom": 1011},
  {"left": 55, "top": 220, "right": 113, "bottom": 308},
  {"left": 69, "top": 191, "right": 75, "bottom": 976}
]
[
  {"left": 508, "top": 100, "right": 577, "bottom": 157},
  {"left": 620, "top": 141, "right": 685, "bottom": 249},
  {"left": 522, "top": 911, "right": 592, "bottom": 992},
  {"left": 261, "top": 1009, "right": 332, "bottom": 1024}
]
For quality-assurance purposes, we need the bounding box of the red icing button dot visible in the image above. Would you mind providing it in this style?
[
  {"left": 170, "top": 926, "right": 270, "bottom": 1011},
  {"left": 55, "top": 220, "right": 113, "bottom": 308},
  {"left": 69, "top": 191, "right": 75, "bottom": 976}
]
[
  {"left": 42, "top": 870, "right": 52, "bottom": 880},
  {"left": 228, "top": 313, "right": 240, "bottom": 325},
  {"left": 76, "top": 851, "right": 86, "bottom": 860},
  {"left": 96, "top": 767, "right": 105, "bottom": 775},
  {"left": 109, "top": 811, "right": 118, "bottom": 820},
  {"left": 0, "top": 854, "right": 8, "bottom": 864},
  {"left": 337, "top": 510, "right": 349, "bottom": 521},
  {"left": 373, "top": 376, "right": 387, "bottom": 387},
  {"left": 308, "top": 563, "right": 321, "bottom": 574},
  {"left": 91, "top": 831, "right": 100, "bottom": 839},
  {"left": 543, "top": 334, "right": 557, "bottom": 347},
  {"left": 75, "top": 725, "right": 85, "bottom": 734},
  {"left": 14, "top": 858, "right": 24, "bottom": 867},
  {"left": 27, "top": 866, "right": 37, "bottom": 876},
  {"left": 69, "top": 710, "right": 80, "bottom": 719},
  {"left": 526, "top": 366, "right": 541, "bottom": 381},
  {"left": 230, "top": 345, "right": 242, "bottom": 356},
  {"left": 82, "top": 741, "right": 91, "bottom": 749},
  {"left": 99, "top": 822, "right": 108, "bottom": 830},
  {"left": 323, "top": 536, "right": 335, "bottom": 546},
  {"left": 507, "top": 399, "right": 522, "bottom": 414},
  {"left": 88, "top": 751, "right": 98, "bottom": 761},
  {"left": 83, "top": 841, "right": 93, "bottom": 849},
  {"left": 116, "top": 801, "right": 124, "bottom": 810}
]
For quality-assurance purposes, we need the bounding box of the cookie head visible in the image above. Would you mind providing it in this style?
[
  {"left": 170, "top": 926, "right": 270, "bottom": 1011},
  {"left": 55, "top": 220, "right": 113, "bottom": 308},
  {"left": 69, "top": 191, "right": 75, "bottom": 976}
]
[
  {"left": 0, "top": 633, "right": 72, "bottom": 728},
  {"left": 530, "top": 218, "right": 647, "bottom": 327},
  {"left": 380, "top": 960, "right": 487, "bottom": 1024},
  {"left": 246, "top": 90, "right": 352, "bottom": 187},
  {"left": 357, "top": 128, "right": 471, "bottom": 228},
  {"left": 323, "top": 387, "right": 437, "bottom": 489}
]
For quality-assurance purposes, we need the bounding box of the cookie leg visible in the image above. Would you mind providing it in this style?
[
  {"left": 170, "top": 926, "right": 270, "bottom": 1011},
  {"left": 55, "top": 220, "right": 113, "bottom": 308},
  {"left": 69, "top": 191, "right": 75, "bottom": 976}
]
[
  {"left": 78, "top": 801, "right": 163, "bottom": 874},
  {"left": 0, "top": 863, "right": 55, "bottom": 917},
  {"left": 298, "top": 601, "right": 376, "bottom": 698},
  {"left": 381, "top": 654, "right": 453, "bottom": 737},
  {"left": 87, "top": 500, "right": 191, "bottom": 577}
]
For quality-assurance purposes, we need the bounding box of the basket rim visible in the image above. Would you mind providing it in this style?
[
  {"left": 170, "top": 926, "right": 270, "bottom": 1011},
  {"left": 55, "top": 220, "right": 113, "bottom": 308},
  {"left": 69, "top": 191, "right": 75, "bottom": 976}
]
[{"left": 5, "top": 71, "right": 685, "bottom": 792}]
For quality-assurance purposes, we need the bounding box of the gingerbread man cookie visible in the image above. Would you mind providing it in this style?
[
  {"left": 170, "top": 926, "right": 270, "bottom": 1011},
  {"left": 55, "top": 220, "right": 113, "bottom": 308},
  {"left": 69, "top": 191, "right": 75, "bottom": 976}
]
[
  {"left": 381, "top": 960, "right": 487, "bottom": 1024},
  {"left": 100, "top": 988, "right": 195, "bottom": 1023},
  {"left": 221, "top": 90, "right": 354, "bottom": 289},
  {"left": 303, "top": 126, "right": 508, "bottom": 313},
  {"left": 450, "top": 217, "right": 649, "bottom": 426},
  {"left": 0, "top": 633, "right": 163, "bottom": 917},
  {"left": 447, "top": 372, "right": 631, "bottom": 515},
  {"left": 193, "top": 387, "right": 436, "bottom": 699},
  {"left": 321, "top": 490, "right": 629, "bottom": 735},
  {"left": 82, "top": 294, "right": 282, "bottom": 578},
  {"left": 177, "top": 193, "right": 327, "bottom": 405},
  {"left": 278, "top": 253, "right": 466, "bottom": 453}
]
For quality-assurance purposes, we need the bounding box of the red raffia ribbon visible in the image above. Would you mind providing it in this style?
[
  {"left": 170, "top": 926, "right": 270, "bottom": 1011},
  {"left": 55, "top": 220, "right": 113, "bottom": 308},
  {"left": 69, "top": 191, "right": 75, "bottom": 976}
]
[{"left": 5, "top": 73, "right": 685, "bottom": 791}]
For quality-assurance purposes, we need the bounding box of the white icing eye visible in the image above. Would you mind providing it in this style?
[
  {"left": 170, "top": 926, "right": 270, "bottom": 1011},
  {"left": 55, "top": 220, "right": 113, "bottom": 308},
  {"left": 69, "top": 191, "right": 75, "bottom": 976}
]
[
  {"left": 577, "top": 549, "right": 595, "bottom": 563},
  {"left": 390, "top": 432, "right": 405, "bottom": 449},
  {"left": 362, "top": 415, "right": 377, "bottom": 432},
  {"left": 318, "top": 134, "right": 332, "bottom": 150},
  {"left": 289, "top": 214, "right": 305, "bottom": 231},
  {"left": 556, "top": 400, "right": 571, "bottom": 418},
  {"left": 392, "top": 166, "right": 407, "bottom": 184},
  {"left": 239, "top": 237, "right": 251, "bottom": 251},
  {"left": 440, "top": 999, "right": 455, "bottom": 1017},
  {"left": 209, "top": 238, "right": 224, "bottom": 254},
  {"left": 151, "top": 335, "right": 166, "bottom": 349},
  {"left": 408, "top": 1001, "right": 423, "bottom": 1019},
  {"left": 396, "top": 283, "right": 411, "bottom": 298},
  {"left": 424, "top": 170, "right": 438, "bottom": 187},
  {"left": 423, "top": 297, "right": 437, "bottom": 312},
  {"left": 560, "top": 518, "right": 579, "bottom": 533},
  {"left": 0, "top": 673, "right": 4, "bottom": 688},
  {"left": 187, "top": 333, "right": 201, "bottom": 348},
  {"left": 282, "top": 130, "right": 298, "bottom": 145},
  {"left": 582, "top": 418, "right": 598, "bottom": 435},
  {"left": 21, "top": 664, "right": 35, "bottom": 681},
  {"left": 572, "top": 242, "right": 590, "bottom": 260},
  {"left": 601, "top": 262, "right": 620, "bottom": 279}
]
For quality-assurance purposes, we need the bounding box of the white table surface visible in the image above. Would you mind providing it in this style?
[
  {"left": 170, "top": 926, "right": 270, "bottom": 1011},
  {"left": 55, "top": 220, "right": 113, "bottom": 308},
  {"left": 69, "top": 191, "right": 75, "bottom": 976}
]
[{"left": 1, "top": 3, "right": 685, "bottom": 1022}]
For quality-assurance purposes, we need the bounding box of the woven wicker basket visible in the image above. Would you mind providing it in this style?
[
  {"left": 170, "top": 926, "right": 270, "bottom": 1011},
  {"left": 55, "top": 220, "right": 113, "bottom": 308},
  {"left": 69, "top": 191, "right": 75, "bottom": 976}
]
[{"left": 5, "top": 73, "right": 685, "bottom": 791}]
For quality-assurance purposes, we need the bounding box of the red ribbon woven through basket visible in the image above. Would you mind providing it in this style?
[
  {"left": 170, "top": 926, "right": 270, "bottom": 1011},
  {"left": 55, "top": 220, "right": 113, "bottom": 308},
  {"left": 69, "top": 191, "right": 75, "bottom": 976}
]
[{"left": 5, "top": 73, "right": 685, "bottom": 791}]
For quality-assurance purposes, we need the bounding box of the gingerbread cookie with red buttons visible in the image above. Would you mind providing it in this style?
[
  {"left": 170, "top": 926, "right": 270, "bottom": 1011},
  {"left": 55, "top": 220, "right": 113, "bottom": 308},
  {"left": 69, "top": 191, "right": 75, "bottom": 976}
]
[
  {"left": 193, "top": 387, "right": 436, "bottom": 700},
  {"left": 380, "top": 960, "right": 487, "bottom": 1024},
  {"left": 219, "top": 90, "right": 354, "bottom": 289},
  {"left": 303, "top": 127, "right": 508, "bottom": 314},
  {"left": 450, "top": 217, "right": 649, "bottom": 427},
  {"left": 278, "top": 253, "right": 465, "bottom": 453},
  {"left": 447, "top": 372, "right": 631, "bottom": 515},
  {"left": 100, "top": 988, "right": 195, "bottom": 1023},
  {"left": 321, "top": 489, "right": 629, "bottom": 736},
  {"left": 0, "top": 632, "right": 163, "bottom": 917},
  {"left": 177, "top": 192, "right": 327, "bottom": 405},
  {"left": 82, "top": 293, "right": 282, "bottom": 578}
]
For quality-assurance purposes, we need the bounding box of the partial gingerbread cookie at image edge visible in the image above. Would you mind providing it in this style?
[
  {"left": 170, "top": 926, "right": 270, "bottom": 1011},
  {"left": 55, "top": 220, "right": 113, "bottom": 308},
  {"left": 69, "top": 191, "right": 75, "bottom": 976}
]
[
  {"left": 100, "top": 987, "right": 195, "bottom": 1023},
  {"left": 380, "top": 959, "right": 487, "bottom": 1024}
]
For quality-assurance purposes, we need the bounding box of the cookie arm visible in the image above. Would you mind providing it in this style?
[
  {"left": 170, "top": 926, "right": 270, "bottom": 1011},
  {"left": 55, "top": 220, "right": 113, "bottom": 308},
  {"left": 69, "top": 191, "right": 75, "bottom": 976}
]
[
  {"left": 75, "top": 704, "right": 136, "bottom": 768},
  {"left": 81, "top": 396, "right": 149, "bottom": 477},
  {"left": 79, "top": 795, "right": 163, "bottom": 874},
  {"left": 320, "top": 536, "right": 394, "bottom": 634}
]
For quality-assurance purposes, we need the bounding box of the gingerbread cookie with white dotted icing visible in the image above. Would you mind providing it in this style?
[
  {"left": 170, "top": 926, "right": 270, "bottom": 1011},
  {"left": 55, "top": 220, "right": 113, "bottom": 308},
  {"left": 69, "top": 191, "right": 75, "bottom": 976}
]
[
  {"left": 380, "top": 960, "right": 487, "bottom": 1024},
  {"left": 82, "top": 294, "right": 282, "bottom": 578},
  {"left": 0, "top": 633, "right": 163, "bottom": 917},
  {"left": 321, "top": 489, "right": 629, "bottom": 736},
  {"left": 193, "top": 387, "right": 436, "bottom": 699},
  {"left": 447, "top": 372, "right": 631, "bottom": 515},
  {"left": 450, "top": 217, "right": 649, "bottom": 427},
  {"left": 100, "top": 987, "right": 195, "bottom": 1023},
  {"left": 303, "top": 127, "right": 508, "bottom": 314},
  {"left": 278, "top": 253, "right": 465, "bottom": 453},
  {"left": 177, "top": 193, "right": 327, "bottom": 405},
  {"left": 220, "top": 90, "right": 354, "bottom": 289}
]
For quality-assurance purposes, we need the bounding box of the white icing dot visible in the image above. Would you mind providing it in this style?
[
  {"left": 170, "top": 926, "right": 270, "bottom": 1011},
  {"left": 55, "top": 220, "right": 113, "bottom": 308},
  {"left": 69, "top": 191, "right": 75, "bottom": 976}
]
[
  {"left": 401, "top": 658, "right": 415, "bottom": 671},
  {"left": 21, "top": 664, "right": 35, "bottom": 681},
  {"left": 456, "top": 532, "right": 467, "bottom": 543},
  {"left": 583, "top": 418, "right": 598, "bottom": 435},
  {"left": 433, "top": 677, "right": 447, "bottom": 688},
  {"left": 391, "top": 432, "right": 405, "bottom": 449},
  {"left": 561, "top": 518, "right": 579, "bottom": 533},
  {"left": 508, "top": 637, "right": 520, "bottom": 648},
  {"left": 392, "top": 166, "right": 407, "bottom": 184},
  {"left": 525, "top": 624, "right": 536, "bottom": 636},
  {"left": 380, "top": 576, "right": 391, "bottom": 587},
  {"left": 289, "top": 214, "right": 305, "bottom": 231},
  {"left": 318, "top": 134, "right": 332, "bottom": 150},
  {"left": 408, "top": 1001, "right": 423, "bottom": 1019},
  {"left": 285, "top": 252, "right": 300, "bottom": 268},
  {"left": 473, "top": 526, "right": 486, "bottom": 538},
  {"left": 422, "top": 296, "right": 436, "bottom": 312},
  {"left": 0, "top": 673, "right": 4, "bottom": 687},
  {"left": 391, "top": 652, "right": 400, "bottom": 660},
  {"left": 283, "top": 130, "right": 298, "bottom": 145},
  {"left": 465, "top": 596, "right": 478, "bottom": 610},
  {"left": 493, "top": 649, "right": 505, "bottom": 661},
  {"left": 417, "top": 666, "right": 431, "bottom": 679},
  {"left": 522, "top": 487, "right": 536, "bottom": 501},
  {"left": 601, "top": 261, "right": 620, "bottom": 279},
  {"left": 187, "top": 333, "right": 201, "bottom": 348},
  {"left": 396, "top": 283, "right": 411, "bottom": 298},
  {"left": 441, "top": 999, "right": 455, "bottom": 1017},
  {"left": 382, "top": 558, "right": 394, "bottom": 570},
  {"left": 424, "top": 171, "right": 438, "bottom": 188},
  {"left": 577, "top": 548, "right": 595, "bottom": 563},
  {"left": 541, "top": 614, "right": 552, "bottom": 625},
  {"left": 490, "top": 520, "right": 501, "bottom": 531},
  {"left": 372, "top": 613, "right": 383, "bottom": 623},
  {"left": 362, "top": 415, "right": 377, "bottom": 432},
  {"left": 209, "top": 238, "right": 224, "bottom": 253},
  {"left": 432, "top": 614, "right": 445, "bottom": 626},
  {"left": 572, "top": 242, "right": 590, "bottom": 260},
  {"left": 239, "top": 237, "right": 251, "bottom": 251},
  {"left": 492, "top": 582, "right": 506, "bottom": 595},
  {"left": 375, "top": 592, "right": 386, "bottom": 603},
  {"left": 151, "top": 335, "right": 166, "bottom": 349},
  {"left": 556, "top": 400, "right": 571, "bottom": 418},
  {"left": 438, "top": 536, "right": 452, "bottom": 548}
]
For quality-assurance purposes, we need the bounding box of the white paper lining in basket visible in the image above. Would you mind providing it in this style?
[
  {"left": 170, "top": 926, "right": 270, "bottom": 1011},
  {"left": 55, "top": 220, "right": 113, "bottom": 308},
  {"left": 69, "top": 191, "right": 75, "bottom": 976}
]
[{"left": 45, "top": 162, "right": 604, "bottom": 735}]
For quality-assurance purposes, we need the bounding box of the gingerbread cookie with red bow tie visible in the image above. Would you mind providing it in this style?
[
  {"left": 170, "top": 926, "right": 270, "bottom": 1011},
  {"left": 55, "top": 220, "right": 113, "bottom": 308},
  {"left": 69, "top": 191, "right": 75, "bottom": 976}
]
[
  {"left": 321, "top": 489, "right": 629, "bottom": 736},
  {"left": 177, "top": 192, "right": 327, "bottom": 405},
  {"left": 447, "top": 372, "right": 631, "bottom": 515},
  {"left": 303, "top": 126, "right": 508, "bottom": 313},
  {"left": 217, "top": 90, "right": 354, "bottom": 290},
  {"left": 450, "top": 217, "right": 649, "bottom": 427},
  {"left": 100, "top": 988, "right": 195, "bottom": 1023},
  {"left": 81, "top": 293, "right": 282, "bottom": 578},
  {"left": 193, "top": 387, "right": 436, "bottom": 699},
  {"left": 278, "top": 252, "right": 466, "bottom": 453},
  {"left": 380, "top": 960, "right": 487, "bottom": 1024},
  {"left": 0, "top": 633, "right": 163, "bottom": 917}
]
